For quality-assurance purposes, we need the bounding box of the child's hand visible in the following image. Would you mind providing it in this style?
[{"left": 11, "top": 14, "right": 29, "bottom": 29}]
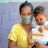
[{"left": 38, "top": 27, "right": 44, "bottom": 32}]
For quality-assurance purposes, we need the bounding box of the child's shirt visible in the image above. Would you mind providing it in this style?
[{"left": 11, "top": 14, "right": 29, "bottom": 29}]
[{"left": 32, "top": 21, "right": 48, "bottom": 44}]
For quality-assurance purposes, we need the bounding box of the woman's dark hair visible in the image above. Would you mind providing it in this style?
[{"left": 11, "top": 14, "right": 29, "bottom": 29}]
[
  {"left": 33, "top": 6, "right": 45, "bottom": 17},
  {"left": 19, "top": 1, "right": 33, "bottom": 14}
]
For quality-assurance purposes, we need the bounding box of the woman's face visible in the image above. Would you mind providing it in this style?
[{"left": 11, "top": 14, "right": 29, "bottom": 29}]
[
  {"left": 20, "top": 6, "right": 33, "bottom": 17},
  {"left": 20, "top": 6, "right": 33, "bottom": 24}
]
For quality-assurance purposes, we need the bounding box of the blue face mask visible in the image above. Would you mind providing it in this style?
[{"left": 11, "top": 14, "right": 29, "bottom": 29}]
[{"left": 21, "top": 16, "right": 32, "bottom": 24}]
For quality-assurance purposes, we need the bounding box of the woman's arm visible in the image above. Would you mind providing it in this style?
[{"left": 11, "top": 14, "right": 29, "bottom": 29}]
[
  {"left": 8, "top": 39, "right": 17, "bottom": 48},
  {"left": 28, "top": 31, "right": 33, "bottom": 45}
]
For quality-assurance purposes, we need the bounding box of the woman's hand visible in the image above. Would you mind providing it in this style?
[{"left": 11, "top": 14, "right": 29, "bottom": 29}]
[
  {"left": 35, "top": 42, "right": 48, "bottom": 48},
  {"left": 8, "top": 39, "right": 17, "bottom": 48}
]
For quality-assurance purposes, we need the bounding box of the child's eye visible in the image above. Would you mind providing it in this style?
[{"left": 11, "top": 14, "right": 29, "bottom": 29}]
[{"left": 40, "top": 19, "right": 42, "bottom": 20}]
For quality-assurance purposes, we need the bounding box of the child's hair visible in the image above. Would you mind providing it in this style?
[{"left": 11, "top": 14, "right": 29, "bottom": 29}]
[
  {"left": 19, "top": 1, "right": 33, "bottom": 15},
  {"left": 33, "top": 6, "right": 45, "bottom": 17}
]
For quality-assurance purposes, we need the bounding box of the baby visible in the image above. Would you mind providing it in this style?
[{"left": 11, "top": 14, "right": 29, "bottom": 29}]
[{"left": 28, "top": 6, "right": 48, "bottom": 48}]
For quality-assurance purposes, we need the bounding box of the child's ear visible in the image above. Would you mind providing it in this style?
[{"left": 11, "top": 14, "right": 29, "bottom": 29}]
[
  {"left": 45, "top": 15, "right": 48, "bottom": 19},
  {"left": 45, "top": 14, "right": 48, "bottom": 18},
  {"left": 46, "top": 15, "right": 48, "bottom": 18},
  {"left": 44, "top": 13, "right": 48, "bottom": 18}
]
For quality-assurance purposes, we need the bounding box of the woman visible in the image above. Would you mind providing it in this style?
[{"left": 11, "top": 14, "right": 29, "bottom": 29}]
[{"left": 8, "top": 1, "right": 33, "bottom": 48}]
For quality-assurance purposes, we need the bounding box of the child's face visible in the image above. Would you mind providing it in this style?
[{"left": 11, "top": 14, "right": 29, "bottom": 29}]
[{"left": 35, "top": 13, "right": 46, "bottom": 25}]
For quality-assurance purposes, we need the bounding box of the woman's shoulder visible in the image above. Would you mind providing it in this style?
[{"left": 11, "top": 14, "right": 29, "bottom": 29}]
[{"left": 11, "top": 23, "right": 21, "bottom": 29}]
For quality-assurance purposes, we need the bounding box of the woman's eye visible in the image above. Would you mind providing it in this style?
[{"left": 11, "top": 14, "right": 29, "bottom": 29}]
[
  {"left": 36, "top": 20, "right": 38, "bottom": 21},
  {"left": 21, "top": 13, "right": 25, "bottom": 16},
  {"left": 28, "top": 13, "right": 32, "bottom": 15}
]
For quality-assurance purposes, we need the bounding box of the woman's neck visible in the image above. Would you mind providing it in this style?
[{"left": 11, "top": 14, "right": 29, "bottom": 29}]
[
  {"left": 21, "top": 22, "right": 32, "bottom": 28},
  {"left": 21, "top": 23, "right": 32, "bottom": 33}
]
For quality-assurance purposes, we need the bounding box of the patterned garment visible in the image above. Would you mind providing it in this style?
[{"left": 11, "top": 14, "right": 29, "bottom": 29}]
[{"left": 8, "top": 24, "right": 29, "bottom": 48}]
